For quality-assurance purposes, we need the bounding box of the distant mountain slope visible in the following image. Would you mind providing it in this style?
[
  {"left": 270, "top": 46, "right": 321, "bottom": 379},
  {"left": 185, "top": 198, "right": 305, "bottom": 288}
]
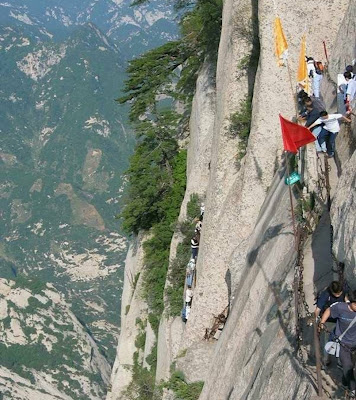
[
  {"left": 0, "top": 0, "right": 178, "bottom": 58},
  {"left": 0, "top": 22, "right": 133, "bottom": 363},
  {"left": 0, "top": 0, "right": 178, "bottom": 394},
  {"left": 0, "top": 277, "right": 111, "bottom": 399}
]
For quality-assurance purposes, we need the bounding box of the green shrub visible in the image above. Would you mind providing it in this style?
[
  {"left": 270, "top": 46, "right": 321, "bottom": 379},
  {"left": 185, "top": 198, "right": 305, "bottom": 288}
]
[
  {"left": 161, "top": 371, "right": 204, "bottom": 400},
  {"left": 148, "top": 313, "right": 160, "bottom": 335},
  {"left": 229, "top": 96, "right": 252, "bottom": 161},
  {"left": 124, "top": 340, "right": 158, "bottom": 400},
  {"left": 26, "top": 296, "right": 45, "bottom": 311},
  {"left": 186, "top": 193, "right": 201, "bottom": 220},
  {"left": 118, "top": 0, "right": 223, "bottom": 120},
  {"left": 145, "top": 341, "right": 157, "bottom": 368},
  {"left": 13, "top": 275, "right": 47, "bottom": 294},
  {"left": 119, "top": 112, "right": 182, "bottom": 234},
  {"left": 141, "top": 150, "right": 187, "bottom": 330},
  {"left": 165, "top": 243, "right": 190, "bottom": 317},
  {"left": 133, "top": 273, "right": 140, "bottom": 290},
  {"left": 135, "top": 331, "right": 146, "bottom": 350}
]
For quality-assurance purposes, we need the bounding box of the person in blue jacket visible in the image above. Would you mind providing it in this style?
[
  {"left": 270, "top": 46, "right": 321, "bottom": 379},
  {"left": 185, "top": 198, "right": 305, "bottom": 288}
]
[{"left": 315, "top": 281, "right": 348, "bottom": 322}]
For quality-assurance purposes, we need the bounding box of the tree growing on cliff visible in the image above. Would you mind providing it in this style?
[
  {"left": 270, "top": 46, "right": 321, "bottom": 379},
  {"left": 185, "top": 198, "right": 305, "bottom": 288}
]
[
  {"left": 119, "top": 111, "right": 182, "bottom": 234},
  {"left": 117, "top": 0, "right": 223, "bottom": 121}
]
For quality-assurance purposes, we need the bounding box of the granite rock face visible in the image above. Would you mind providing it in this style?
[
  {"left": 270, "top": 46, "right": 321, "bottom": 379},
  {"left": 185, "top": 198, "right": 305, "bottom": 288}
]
[
  {"left": 182, "top": 0, "right": 349, "bottom": 347},
  {"left": 106, "top": 234, "right": 150, "bottom": 400},
  {"left": 331, "top": 151, "right": 356, "bottom": 287}
]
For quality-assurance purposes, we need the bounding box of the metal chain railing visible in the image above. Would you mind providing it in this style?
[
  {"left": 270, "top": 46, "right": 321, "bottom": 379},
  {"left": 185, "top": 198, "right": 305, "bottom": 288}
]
[{"left": 293, "top": 153, "right": 352, "bottom": 399}]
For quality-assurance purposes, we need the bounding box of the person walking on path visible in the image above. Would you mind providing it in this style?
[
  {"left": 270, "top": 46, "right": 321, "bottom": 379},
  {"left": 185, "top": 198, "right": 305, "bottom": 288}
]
[
  {"left": 191, "top": 235, "right": 199, "bottom": 260},
  {"left": 309, "top": 110, "right": 351, "bottom": 157},
  {"left": 320, "top": 290, "right": 356, "bottom": 396},
  {"left": 300, "top": 96, "right": 326, "bottom": 152},
  {"left": 344, "top": 71, "right": 356, "bottom": 110},
  {"left": 307, "top": 57, "right": 323, "bottom": 98},
  {"left": 315, "top": 281, "right": 348, "bottom": 321},
  {"left": 195, "top": 216, "right": 203, "bottom": 235}
]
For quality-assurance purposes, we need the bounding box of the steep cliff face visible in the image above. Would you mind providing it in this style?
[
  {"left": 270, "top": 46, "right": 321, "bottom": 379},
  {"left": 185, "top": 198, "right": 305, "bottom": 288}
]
[
  {"left": 106, "top": 234, "right": 148, "bottom": 399},
  {"left": 328, "top": 0, "right": 356, "bottom": 289},
  {"left": 156, "top": 60, "right": 216, "bottom": 383},
  {"left": 183, "top": 0, "right": 349, "bottom": 348},
  {"left": 192, "top": 0, "right": 353, "bottom": 398},
  {"left": 331, "top": 151, "right": 356, "bottom": 287},
  {"left": 110, "top": 0, "right": 354, "bottom": 398}
]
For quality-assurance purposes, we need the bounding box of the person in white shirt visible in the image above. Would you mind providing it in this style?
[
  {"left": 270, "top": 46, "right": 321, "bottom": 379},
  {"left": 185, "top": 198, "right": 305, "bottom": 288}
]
[
  {"left": 338, "top": 66, "right": 355, "bottom": 113},
  {"left": 307, "top": 57, "right": 323, "bottom": 98},
  {"left": 344, "top": 71, "right": 356, "bottom": 109},
  {"left": 309, "top": 110, "right": 351, "bottom": 157},
  {"left": 185, "top": 288, "right": 193, "bottom": 305}
]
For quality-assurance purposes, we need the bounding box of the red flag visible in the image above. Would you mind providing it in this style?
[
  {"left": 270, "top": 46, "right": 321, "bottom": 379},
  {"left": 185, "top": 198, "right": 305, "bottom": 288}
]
[{"left": 279, "top": 114, "right": 316, "bottom": 154}]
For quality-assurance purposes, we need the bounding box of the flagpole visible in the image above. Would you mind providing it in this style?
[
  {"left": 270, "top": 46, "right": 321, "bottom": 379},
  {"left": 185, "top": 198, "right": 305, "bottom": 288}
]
[
  {"left": 286, "top": 59, "right": 299, "bottom": 118},
  {"left": 323, "top": 40, "right": 329, "bottom": 64},
  {"left": 285, "top": 151, "right": 297, "bottom": 249}
]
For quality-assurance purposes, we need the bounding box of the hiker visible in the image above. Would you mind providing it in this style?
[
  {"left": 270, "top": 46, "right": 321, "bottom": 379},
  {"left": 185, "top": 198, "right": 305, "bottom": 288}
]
[
  {"left": 185, "top": 287, "right": 193, "bottom": 305},
  {"left": 307, "top": 57, "right": 323, "bottom": 98},
  {"left": 320, "top": 290, "right": 356, "bottom": 396},
  {"left": 200, "top": 203, "right": 205, "bottom": 217},
  {"left": 315, "top": 281, "right": 350, "bottom": 366},
  {"left": 195, "top": 217, "right": 202, "bottom": 235},
  {"left": 182, "top": 305, "right": 191, "bottom": 323},
  {"left": 186, "top": 271, "right": 194, "bottom": 287},
  {"left": 344, "top": 71, "right": 356, "bottom": 110},
  {"left": 308, "top": 110, "right": 352, "bottom": 157},
  {"left": 191, "top": 235, "right": 199, "bottom": 260},
  {"left": 345, "top": 65, "right": 355, "bottom": 79},
  {"left": 337, "top": 66, "right": 355, "bottom": 113},
  {"left": 297, "top": 89, "right": 309, "bottom": 112},
  {"left": 187, "top": 258, "right": 196, "bottom": 272},
  {"left": 315, "top": 281, "right": 348, "bottom": 321},
  {"left": 300, "top": 97, "right": 326, "bottom": 152},
  {"left": 306, "top": 57, "right": 316, "bottom": 79},
  {"left": 303, "top": 96, "right": 325, "bottom": 111}
]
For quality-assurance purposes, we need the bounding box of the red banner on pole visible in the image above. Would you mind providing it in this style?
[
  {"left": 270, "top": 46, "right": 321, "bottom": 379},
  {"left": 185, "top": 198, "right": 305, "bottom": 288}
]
[{"left": 279, "top": 114, "right": 316, "bottom": 154}]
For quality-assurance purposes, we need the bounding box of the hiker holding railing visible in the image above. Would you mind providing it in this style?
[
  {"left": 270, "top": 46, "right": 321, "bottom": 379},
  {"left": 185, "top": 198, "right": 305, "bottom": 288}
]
[{"left": 319, "top": 290, "right": 356, "bottom": 397}]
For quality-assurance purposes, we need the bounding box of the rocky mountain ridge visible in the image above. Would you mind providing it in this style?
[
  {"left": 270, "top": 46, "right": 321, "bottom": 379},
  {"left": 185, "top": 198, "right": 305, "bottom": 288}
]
[
  {"left": 1, "top": 21, "right": 132, "bottom": 364},
  {"left": 0, "top": 0, "right": 178, "bottom": 58},
  {"left": 0, "top": 0, "right": 179, "bottom": 396}
]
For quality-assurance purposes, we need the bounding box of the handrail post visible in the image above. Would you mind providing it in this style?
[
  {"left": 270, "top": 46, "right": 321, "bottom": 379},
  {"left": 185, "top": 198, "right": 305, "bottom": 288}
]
[
  {"left": 313, "top": 318, "right": 323, "bottom": 397},
  {"left": 324, "top": 155, "right": 331, "bottom": 211}
]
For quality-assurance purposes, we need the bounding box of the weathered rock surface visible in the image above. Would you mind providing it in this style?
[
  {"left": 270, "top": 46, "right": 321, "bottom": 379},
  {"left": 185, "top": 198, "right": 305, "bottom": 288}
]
[
  {"left": 156, "top": 60, "right": 216, "bottom": 383},
  {"left": 331, "top": 151, "right": 356, "bottom": 287},
  {"left": 326, "top": 0, "right": 356, "bottom": 292},
  {"left": 183, "top": 0, "right": 349, "bottom": 350},
  {"left": 106, "top": 234, "right": 150, "bottom": 399}
]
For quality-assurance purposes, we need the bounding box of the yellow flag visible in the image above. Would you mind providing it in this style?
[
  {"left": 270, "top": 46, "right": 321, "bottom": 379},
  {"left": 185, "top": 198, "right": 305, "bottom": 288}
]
[
  {"left": 297, "top": 35, "right": 309, "bottom": 92},
  {"left": 274, "top": 17, "right": 288, "bottom": 66}
]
